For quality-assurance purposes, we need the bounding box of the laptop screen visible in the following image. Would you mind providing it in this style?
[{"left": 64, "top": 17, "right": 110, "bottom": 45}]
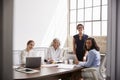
[{"left": 25, "top": 57, "right": 41, "bottom": 68}]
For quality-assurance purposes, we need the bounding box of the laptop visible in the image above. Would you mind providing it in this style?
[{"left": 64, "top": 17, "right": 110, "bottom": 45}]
[{"left": 25, "top": 57, "right": 41, "bottom": 68}]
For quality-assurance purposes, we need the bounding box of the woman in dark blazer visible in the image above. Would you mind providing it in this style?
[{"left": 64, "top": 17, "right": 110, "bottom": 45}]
[{"left": 73, "top": 24, "right": 88, "bottom": 62}]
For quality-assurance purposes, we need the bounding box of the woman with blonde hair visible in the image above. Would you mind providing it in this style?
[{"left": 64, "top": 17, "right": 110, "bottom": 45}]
[{"left": 44, "top": 38, "right": 64, "bottom": 63}]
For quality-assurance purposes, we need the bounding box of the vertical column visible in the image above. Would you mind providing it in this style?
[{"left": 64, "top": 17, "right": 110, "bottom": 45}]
[
  {"left": 0, "top": 0, "right": 13, "bottom": 80},
  {"left": 107, "top": 0, "right": 117, "bottom": 80},
  {"left": 116, "top": 0, "right": 120, "bottom": 79}
]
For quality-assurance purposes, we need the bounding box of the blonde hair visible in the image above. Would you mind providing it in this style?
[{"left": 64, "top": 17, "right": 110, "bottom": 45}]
[{"left": 50, "top": 38, "right": 60, "bottom": 47}]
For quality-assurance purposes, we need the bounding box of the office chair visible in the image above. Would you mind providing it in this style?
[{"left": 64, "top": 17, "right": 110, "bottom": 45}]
[{"left": 81, "top": 54, "right": 106, "bottom": 80}]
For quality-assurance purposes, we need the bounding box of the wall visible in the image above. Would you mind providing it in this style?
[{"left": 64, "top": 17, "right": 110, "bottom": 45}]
[{"left": 13, "top": 0, "right": 67, "bottom": 50}]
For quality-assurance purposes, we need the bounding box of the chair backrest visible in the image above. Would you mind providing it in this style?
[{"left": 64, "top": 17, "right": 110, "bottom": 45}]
[
  {"left": 80, "top": 54, "right": 107, "bottom": 80},
  {"left": 13, "top": 50, "right": 22, "bottom": 65},
  {"left": 99, "top": 54, "right": 106, "bottom": 79},
  {"left": 13, "top": 47, "right": 48, "bottom": 65}
]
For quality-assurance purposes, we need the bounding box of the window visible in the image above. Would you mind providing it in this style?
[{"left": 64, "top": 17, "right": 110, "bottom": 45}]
[{"left": 69, "top": 0, "right": 108, "bottom": 36}]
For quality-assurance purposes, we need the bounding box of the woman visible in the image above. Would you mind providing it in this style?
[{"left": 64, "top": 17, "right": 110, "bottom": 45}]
[
  {"left": 44, "top": 38, "right": 64, "bottom": 63},
  {"left": 73, "top": 24, "right": 88, "bottom": 61},
  {"left": 71, "top": 37, "right": 101, "bottom": 80},
  {"left": 76, "top": 37, "right": 101, "bottom": 67},
  {"left": 21, "top": 40, "right": 36, "bottom": 64}
]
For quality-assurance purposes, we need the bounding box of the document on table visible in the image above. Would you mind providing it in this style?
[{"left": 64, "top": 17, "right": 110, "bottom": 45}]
[
  {"left": 15, "top": 67, "right": 39, "bottom": 73},
  {"left": 13, "top": 65, "right": 20, "bottom": 69},
  {"left": 41, "top": 64, "right": 58, "bottom": 67},
  {"left": 57, "top": 64, "right": 75, "bottom": 69}
]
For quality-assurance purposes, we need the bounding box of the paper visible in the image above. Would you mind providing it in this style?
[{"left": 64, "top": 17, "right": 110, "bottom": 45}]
[
  {"left": 54, "top": 60, "right": 63, "bottom": 63},
  {"left": 41, "top": 64, "right": 58, "bottom": 67},
  {"left": 13, "top": 65, "right": 20, "bottom": 69},
  {"left": 57, "top": 64, "right": 75, "bottom": 69},
  {"left": 15, "top": 67, "right": 39, "bottom": 73}
]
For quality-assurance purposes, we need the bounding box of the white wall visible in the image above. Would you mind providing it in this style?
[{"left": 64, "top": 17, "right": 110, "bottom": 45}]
[{"left": 13, "top": 0, "right": 67, "bottom": 50}]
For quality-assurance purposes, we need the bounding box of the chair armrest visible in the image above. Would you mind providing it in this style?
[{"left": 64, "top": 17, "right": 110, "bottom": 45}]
[{"left": 81, "top": 67, "right": 97, "bottom": 72}]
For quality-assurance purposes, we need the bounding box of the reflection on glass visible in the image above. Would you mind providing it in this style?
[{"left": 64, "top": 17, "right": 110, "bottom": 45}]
[
  {"left": 70, "top": 10, "right": 76, "bottom": 22},
  {"left": 85, "top": 0, "right": 92, "bottom": 7},
  {"left": 102, "top": 6, "right": 108, "bottom": 20},
  {"left": 93, "top": 21, "right": 101, "bottom": 36},
  {"left": 102, "top": 21, "right": 107, "bottom": 36},
  {"left": 70, "top": 0, "right": 76, "bottom": 9},
  {"left": 85, "top": 8, "right": 92, "bottom": 21},
  {"left": 70, "top": 23, "right": 77, "bottom": 36},
  {"left": 78, "top": 0, "right": 84, "bottom": 8},
  {"left": 93, "top": 7, "right": 100, "bottom": 20},
  {"left": 102, "top": 0, "right": 108, "bottom": 5},
  {"left": 84, "top": 22, "right": 92, "bottom": 36},
  {"left": 78, "top": 9, "right": 84, "bottom": 21},
  {"left": 93, "top": 0, "right": 100, "bottom": 6}
]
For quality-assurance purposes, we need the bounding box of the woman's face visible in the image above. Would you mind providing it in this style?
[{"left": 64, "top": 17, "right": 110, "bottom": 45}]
[
  {"left": 53, "top": 40, "right": 60, "bottom": 49},
  {"left": 27, "top": 42, "right": 35, "bottom": 50},
  {"left": 86, "top": 39, "right": 92, "bottom": 50},
  {"left": 77, "top": 26, "right": 84, "bottom": 33}
]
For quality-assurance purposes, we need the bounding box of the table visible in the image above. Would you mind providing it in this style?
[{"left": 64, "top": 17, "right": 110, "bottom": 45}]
[{"left": 13, "top": 66, "right": 82, "bottom": 80}]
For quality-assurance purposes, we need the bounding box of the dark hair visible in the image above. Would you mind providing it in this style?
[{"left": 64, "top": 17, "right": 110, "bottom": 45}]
[
  {"left": 84, "top": 37, "right": 100, "bottom": 51},
  {"left": 76, "top": 24, "right": 84, "bottom": 29},
  {"left": 27, "top": 40, "right": 34, "bottom": 45}
]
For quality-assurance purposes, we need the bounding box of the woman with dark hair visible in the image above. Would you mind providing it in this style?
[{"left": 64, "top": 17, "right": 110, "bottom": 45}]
[
  {"left": 76, "top": 37, "right": 100, "bottom": 67},
  {"left": 71, "top": 37, "right": 101, "bottom": 80},
  {"left": 21, "top": 40, "right": 37, "bottom": 64},
  {"left": 73, "top": 24, "right": 88, "bottom": 62}
]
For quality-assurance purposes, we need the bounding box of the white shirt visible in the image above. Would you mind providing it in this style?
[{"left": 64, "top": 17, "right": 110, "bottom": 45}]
[
  {"left": 21, "top": 49, "right": 38, "bottom": 64},
  {"left": 45, "top": 46, "right": 64, "bottom": 61}
]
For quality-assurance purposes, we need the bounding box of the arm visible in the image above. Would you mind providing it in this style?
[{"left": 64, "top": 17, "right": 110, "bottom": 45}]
[
  {"left": 79, "top": 51, "right": 95, "bottom": 67},
  {"left": 83, "top": 51, "right": 88, "bottom": 61},
  {"left": 44, "top": 47, "right": 54, "bottom": 63},
  {"left": 73, "top": 37, "right": 79, "bottom": 64},
  {"left": 44, "top": 48, "right": 51, "bottom": 61}
]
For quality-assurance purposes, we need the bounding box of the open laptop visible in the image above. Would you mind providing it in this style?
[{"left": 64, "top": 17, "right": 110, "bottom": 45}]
[{"left": 25, "top": 57, "right": 41, "bottom": 68}]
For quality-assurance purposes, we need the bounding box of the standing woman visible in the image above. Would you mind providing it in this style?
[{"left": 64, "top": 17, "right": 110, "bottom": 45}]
[
  {"left": 21, "top": 40, "right": 36, "bottom": 64},
  {"left": 73, "top": 24, "right": 88, "bottom": 61}
]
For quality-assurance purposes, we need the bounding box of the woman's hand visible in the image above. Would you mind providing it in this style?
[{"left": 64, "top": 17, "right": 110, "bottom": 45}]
[
  {"left": 83, "top": 56, "right": 86, "bottom": 62},
  {"left": 83, "top": 51, "right": 88, "bottom": 62},
  {"left": 74, "top": 54, "right": 79, "bottom": 64},
  {"left": 75, "top": 59, "right": 79, "bottom": 64},
  {"left": 48, "top": 58, "right": 54, "bottom": 64}
]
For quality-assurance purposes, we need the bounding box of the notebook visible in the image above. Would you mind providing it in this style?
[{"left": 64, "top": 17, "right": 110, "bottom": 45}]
[{"left": 25, "top": 57, "right": 41, "bottom": 68}]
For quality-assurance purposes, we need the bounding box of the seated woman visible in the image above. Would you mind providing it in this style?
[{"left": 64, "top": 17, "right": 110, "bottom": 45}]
[
  {"left": 44, "top": 38, "right": 64, "bottom": 63},
  {"left": 21, "top": 40, "right": 37, "bottom": 64},
  {"left": 71, "top": 37, "right": 101, "bottom": 80},
  {"left": 77, "top": 37, "right": 100, "bottom": 67}
]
